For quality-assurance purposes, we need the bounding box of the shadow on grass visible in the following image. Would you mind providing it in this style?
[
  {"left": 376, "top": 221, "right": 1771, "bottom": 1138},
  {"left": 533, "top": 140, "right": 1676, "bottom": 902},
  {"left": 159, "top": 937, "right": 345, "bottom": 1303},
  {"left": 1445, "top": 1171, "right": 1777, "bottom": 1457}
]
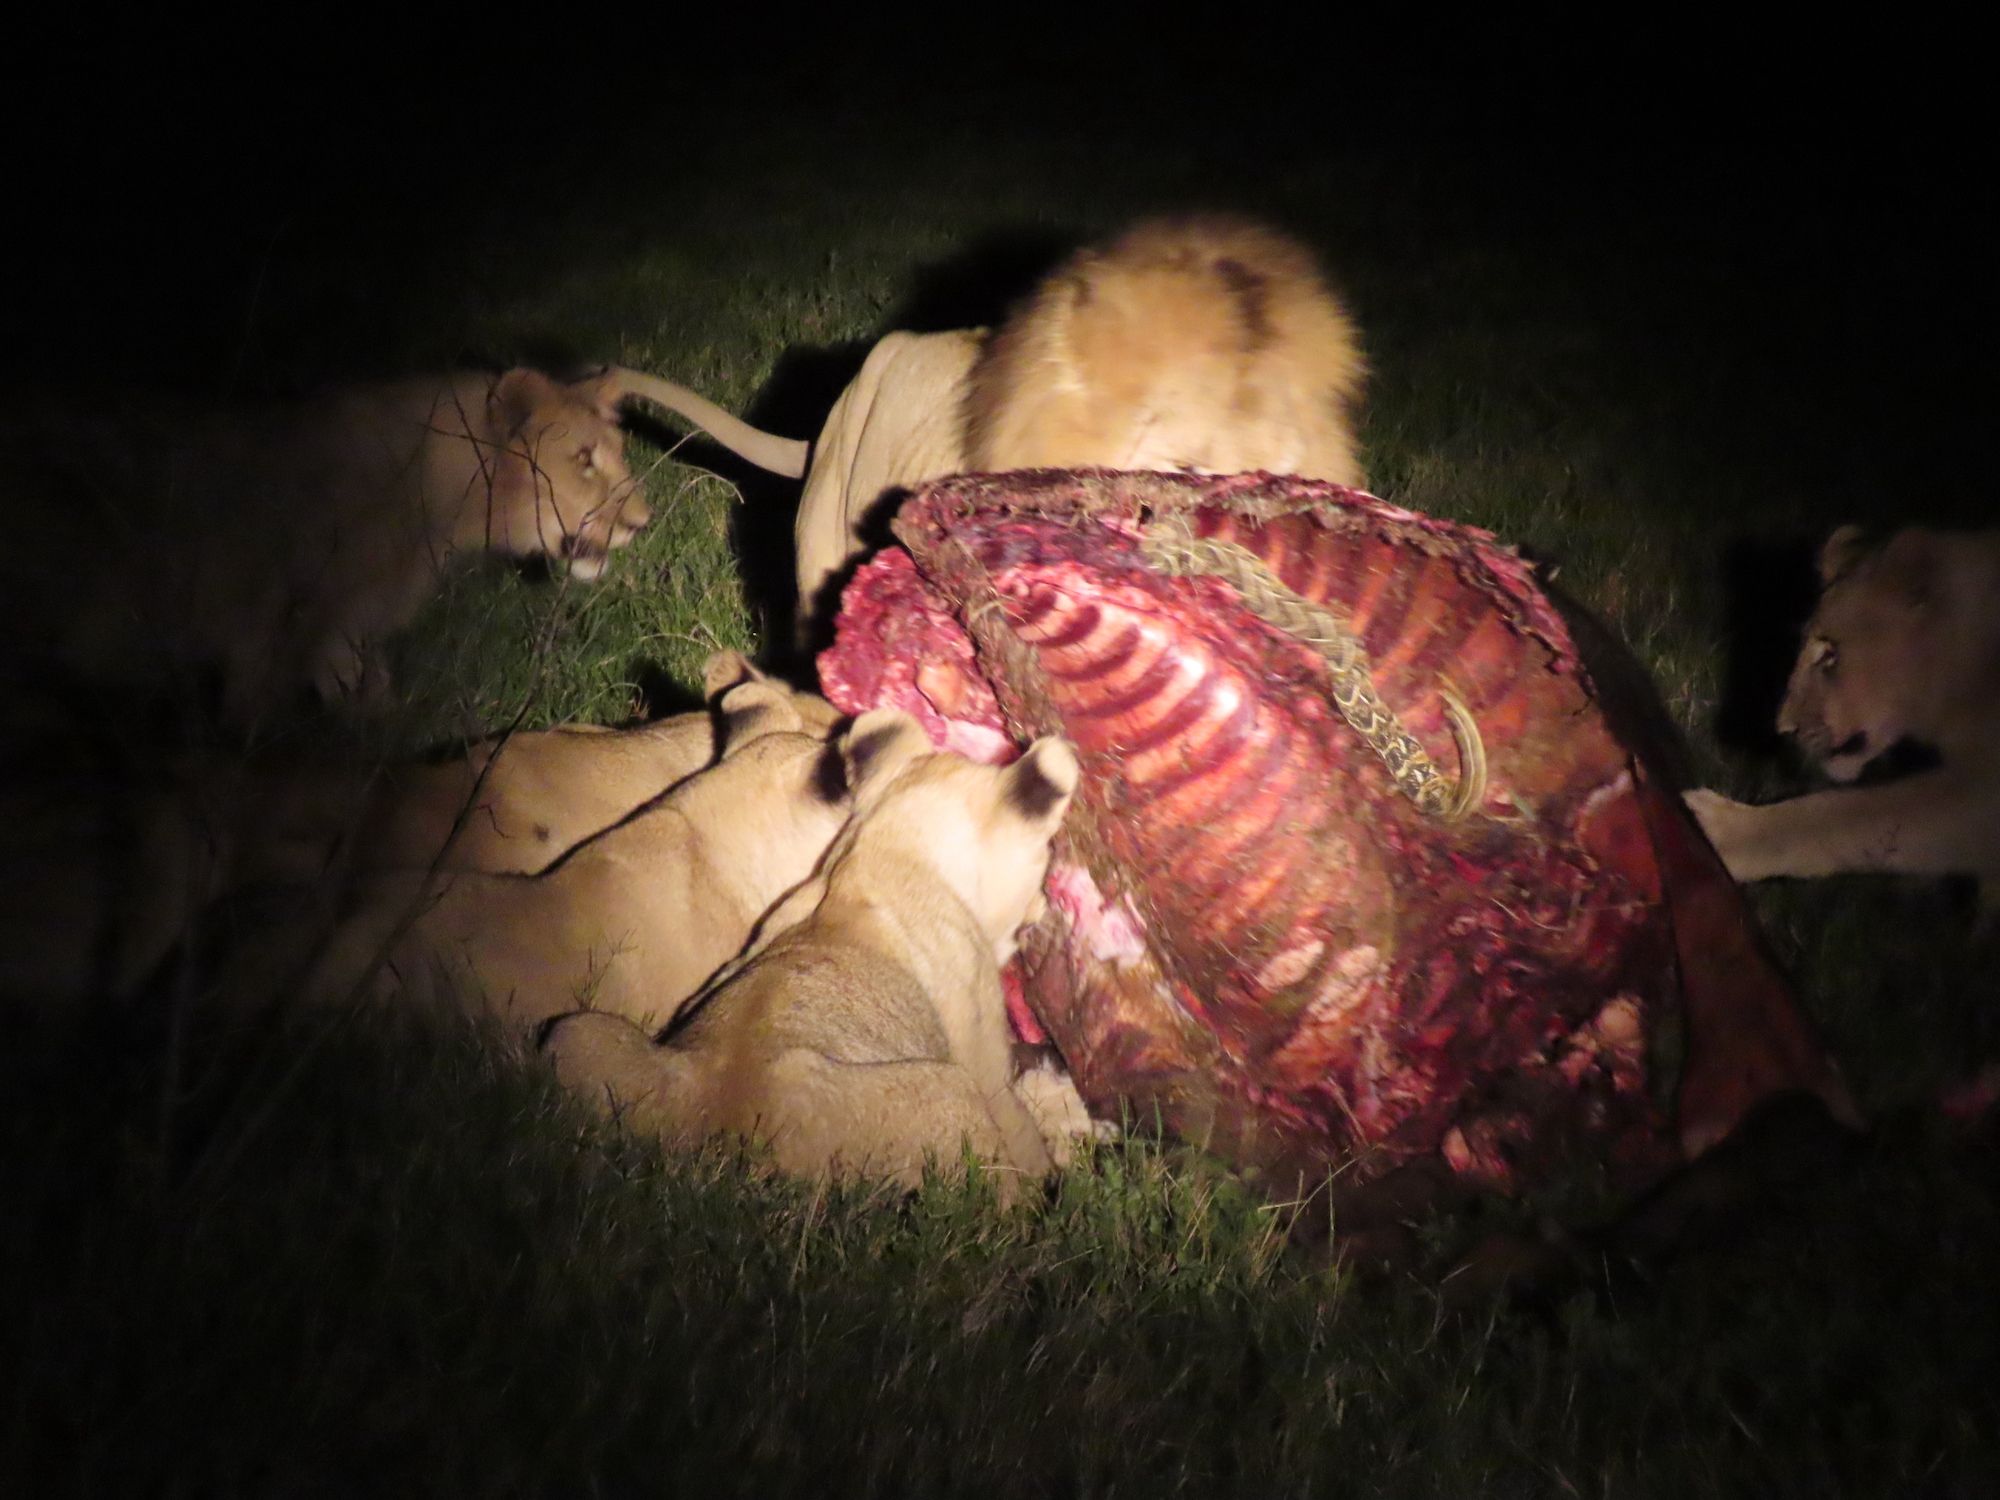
[
  {"left": 1713, "top": 534, "right": 1823, "bottom": 758},
  {"left": 633, "top": 229, "right": 1087, "bottom": 673}
]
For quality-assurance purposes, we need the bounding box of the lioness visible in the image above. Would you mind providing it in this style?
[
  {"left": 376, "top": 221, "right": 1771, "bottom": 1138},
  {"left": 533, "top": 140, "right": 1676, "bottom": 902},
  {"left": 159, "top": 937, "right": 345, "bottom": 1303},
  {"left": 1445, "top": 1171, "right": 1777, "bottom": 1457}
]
[
  {"left": 349, "top": 651, "right": 842, "bottom": 878},
  {"left": 544, "top": 713, "right": 1088, "bottom": 1197},
  {"left": 4, "top": 651, "right": 840, "bottom": 1005},
  {"left": 1687, "top": 525, "right": 2000, "bottom": 909},
  {"left": 305, "top": 676, "right": 865, "bottom": 1036},
  {"left": 609, "top": 216, "right": 1367, "bottom": 627},
  {"left": 2, "top": 367, "right": 652, "bottom": 723}
]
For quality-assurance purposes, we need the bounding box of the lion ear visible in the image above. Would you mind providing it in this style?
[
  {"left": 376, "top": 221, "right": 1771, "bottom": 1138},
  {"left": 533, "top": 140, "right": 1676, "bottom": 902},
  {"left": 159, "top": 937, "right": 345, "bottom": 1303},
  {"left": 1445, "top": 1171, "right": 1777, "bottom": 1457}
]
[
  {"left": 1818, "top": 524, "right": 1871, "bottom": 584},
  {"left": 715, "top": 678, "right": 804, "bottom": 750},
  {"left": 487, "top": 368, "right": 562, "bottom": 438},
  {"left": 573, "top": 367, "right": 625, "bottom": 424},
  {"left": 839, "top": 709, "right": 931, "bottom": 802},
  {"left": 1876, "top": 528, "right": 1942, "bottom": 608},
  {"left": 1001, "top": 736, "right": 1079, "bottom": 826}
]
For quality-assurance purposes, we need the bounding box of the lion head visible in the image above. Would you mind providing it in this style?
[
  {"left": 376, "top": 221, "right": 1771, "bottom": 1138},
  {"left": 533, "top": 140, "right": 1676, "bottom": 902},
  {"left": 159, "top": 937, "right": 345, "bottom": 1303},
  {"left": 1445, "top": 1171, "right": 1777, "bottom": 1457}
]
[
  {"left": 1780, "top": 525, "right": 2000, "bottom": 780},
  {"left": 478, "top": 369, "right": 650, "bottom": 580}
]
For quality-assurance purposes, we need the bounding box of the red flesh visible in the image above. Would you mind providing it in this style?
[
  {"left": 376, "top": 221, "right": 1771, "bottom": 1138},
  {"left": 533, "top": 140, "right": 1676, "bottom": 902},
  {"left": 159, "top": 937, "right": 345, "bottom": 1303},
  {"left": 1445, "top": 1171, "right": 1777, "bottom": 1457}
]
[{"left": 821, "top": 471, "right": 1851, "bottom": 1191}]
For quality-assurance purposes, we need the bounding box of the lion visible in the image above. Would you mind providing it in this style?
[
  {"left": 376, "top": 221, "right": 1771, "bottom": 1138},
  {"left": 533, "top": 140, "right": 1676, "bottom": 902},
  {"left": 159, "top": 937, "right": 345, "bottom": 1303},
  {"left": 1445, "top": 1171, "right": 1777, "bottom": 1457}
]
[
  {"left": 963, "top": 215, "right": 1368, "bottom": 483},
  {"left": 1686, "top": 525, "right": 2000, "bottom": 910},
  {"left": 607, "top": 216, "right": 1367, "bottom": 628},
  {"left": 347, "top": 651, "right": 842, "bottom": 878},
  {"left": 0, "top": 650, "right": 842, "bottom": 1006},
  {"left": 543, "top": 712, "right": 1092, "bottom": 1199},
  {"left": 2, "top": 367, "right": 655, "bottom": 724},
  {"left": 304, "top": 674, "right": 869, "bottom": 1037},
  {"left": 0, "top": 653, "right": 842, "bottom": 1005}
]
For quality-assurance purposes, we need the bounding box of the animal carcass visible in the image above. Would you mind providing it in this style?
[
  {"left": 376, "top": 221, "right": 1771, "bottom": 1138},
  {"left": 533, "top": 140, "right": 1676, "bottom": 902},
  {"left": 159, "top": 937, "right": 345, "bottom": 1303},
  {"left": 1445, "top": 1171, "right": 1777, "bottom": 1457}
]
[{"left": 818, "top": 470, "right": 1854, "bottom": 1194}]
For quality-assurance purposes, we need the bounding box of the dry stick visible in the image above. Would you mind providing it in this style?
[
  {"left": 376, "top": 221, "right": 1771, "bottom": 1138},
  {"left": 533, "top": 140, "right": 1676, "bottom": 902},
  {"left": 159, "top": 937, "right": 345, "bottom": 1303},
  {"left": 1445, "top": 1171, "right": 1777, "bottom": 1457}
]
[
  {"left": 1138, "top": 517, "right": 1487, "bottom": 822},
  {"left": 181, "top": 452, "right": 591, "bottom": 1202}
]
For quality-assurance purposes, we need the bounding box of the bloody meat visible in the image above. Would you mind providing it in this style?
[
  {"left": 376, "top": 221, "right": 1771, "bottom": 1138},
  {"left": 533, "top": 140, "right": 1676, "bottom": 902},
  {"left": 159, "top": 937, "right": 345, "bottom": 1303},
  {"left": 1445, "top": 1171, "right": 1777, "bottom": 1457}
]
[{"left": 820, "top": 470, "right": 1853, "bottom": 1195}]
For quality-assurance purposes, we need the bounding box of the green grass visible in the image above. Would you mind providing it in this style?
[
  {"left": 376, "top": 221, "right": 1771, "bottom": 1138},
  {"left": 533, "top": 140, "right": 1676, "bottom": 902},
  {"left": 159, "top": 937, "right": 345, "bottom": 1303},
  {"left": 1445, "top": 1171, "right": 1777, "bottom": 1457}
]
[
  {"left": 6, "top": 101, "right": 1998, "bottom": 1495},
  {"left": 8, "top": 1003, "right": 1997, "bottom": 1497}
]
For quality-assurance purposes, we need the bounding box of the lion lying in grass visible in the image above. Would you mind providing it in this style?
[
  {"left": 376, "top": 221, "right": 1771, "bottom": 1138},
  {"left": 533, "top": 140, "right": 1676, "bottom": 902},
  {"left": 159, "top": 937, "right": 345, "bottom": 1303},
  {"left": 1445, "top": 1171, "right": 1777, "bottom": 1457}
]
[
  {"left": 1687, "top": 525, "right": 2000, "bottom": 912},
  {"left": 544, "top": 714, "right": 1094, "bottom": 1198},
  {"left": 0, "top": 649, "right": 843, "bottom": 1004},
  {"left": 1, "top": 367, "right": 655, "bottom": 725},
  {"left": 304, "top": 670, "right": 862, "bottom": 1036},
  {"left": 348, "top": 652, "right": 842, "bottom": 879},
  {"left": 610, "top": 215, "right": 1368, "bottom": 629}
]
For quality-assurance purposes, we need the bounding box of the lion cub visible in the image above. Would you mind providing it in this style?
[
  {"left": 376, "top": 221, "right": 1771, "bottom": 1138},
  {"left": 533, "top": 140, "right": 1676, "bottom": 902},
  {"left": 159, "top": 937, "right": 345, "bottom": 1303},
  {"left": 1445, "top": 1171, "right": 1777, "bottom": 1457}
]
[
  {"left": 1688, "top": 525, "right": 2000, "bottom": 910},
  {"left": 545, "top": 714, "right": 1086, "bottom": 1197},
  {"left": 305, "top": 675, "right": 859, "bottom": 1036}
]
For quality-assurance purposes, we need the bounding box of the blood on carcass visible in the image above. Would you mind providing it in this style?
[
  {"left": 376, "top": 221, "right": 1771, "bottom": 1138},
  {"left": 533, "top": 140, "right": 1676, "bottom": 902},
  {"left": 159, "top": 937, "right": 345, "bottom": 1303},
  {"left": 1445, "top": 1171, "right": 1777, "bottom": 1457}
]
[{"left": 820, "top": 470, "right": 1853, "bottom": 1195}]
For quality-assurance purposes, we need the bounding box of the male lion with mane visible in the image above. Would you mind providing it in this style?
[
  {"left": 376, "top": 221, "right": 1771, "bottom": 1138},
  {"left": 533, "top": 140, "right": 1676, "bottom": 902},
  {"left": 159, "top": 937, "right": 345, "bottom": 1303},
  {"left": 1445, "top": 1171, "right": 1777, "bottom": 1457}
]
[
  {"left": 1687, "top": 525, "right": 2000, "bottom": 913},
  {"left": 607, "top": 215, "right": 1369, "bottom": 633}
]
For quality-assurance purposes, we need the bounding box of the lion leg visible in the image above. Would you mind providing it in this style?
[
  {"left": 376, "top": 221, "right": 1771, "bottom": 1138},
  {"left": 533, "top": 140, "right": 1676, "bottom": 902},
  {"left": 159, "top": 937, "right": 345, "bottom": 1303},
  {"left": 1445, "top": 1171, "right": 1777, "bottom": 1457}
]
[
  {"left": 759, "top": 1051, "right": 1048, "bottom": 1203},
  {"left": 542, "top": 1010, "right": 705, "bottom": 1141},
  {"left": 937, "top": 1037, "right": 1059, "bottom": 1183},
  {"left": 1687, "top": 774, "right": 1992, "bottom": 882},
  {"left": 1010, "top": 1055, "right": 1115, "bottom": 1165}
]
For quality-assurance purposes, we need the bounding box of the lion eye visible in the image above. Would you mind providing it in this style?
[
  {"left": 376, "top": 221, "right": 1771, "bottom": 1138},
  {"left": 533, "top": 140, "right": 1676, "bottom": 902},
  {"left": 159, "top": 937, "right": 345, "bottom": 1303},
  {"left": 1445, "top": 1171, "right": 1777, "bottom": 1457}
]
[
  {"left": 1809, "top": 638, "right": 1839, "bottom": 676},
  {"left": 576, "top": 449, "right": 595, "bottom": 472}
]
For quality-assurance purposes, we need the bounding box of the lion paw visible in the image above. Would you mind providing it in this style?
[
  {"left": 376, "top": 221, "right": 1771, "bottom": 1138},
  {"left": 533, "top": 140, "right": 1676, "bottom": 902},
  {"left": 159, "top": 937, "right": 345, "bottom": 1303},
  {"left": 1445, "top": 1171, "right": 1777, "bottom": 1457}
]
[
  {"left": 1012, "top": 1058, "right": 1114, "bottom": 1165},
  {"left": 1684, "top": 788, "right": 1756, "bottom": 864}
]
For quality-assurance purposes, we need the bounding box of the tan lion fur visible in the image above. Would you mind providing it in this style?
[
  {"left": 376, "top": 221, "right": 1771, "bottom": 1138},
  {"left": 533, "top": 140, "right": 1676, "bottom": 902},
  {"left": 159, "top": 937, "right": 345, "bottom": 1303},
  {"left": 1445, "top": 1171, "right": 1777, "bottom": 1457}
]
[
  {"left": 544, "top": 714, "right": 1090, "bottom": 1197},
  {"left": 791, "top": 329, "right": 985, "bottom": 622},
  {"left": 609, "top": 218, "right": 1365, "bottom": 629},
  {"left": 1687, "top": 526, "right": 2000, "bottom": 908},
  {"left": 964, "top": 216, "right": 1367, "bottom": 484},
  {"left": 0, "top": 653, "right": 837, "bottom": 1004},
  {"left": 1, "top": 367, "right": 651, "bottom": 724},
  {"left": 304, "top": 676, "right": 864, "bottom": 1036},
  {"left": 349, "top": 652, "right": 842, "bottom": 879},
  {"left": 793, "top": 218, "right": 1366, "bottom": 622}
]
